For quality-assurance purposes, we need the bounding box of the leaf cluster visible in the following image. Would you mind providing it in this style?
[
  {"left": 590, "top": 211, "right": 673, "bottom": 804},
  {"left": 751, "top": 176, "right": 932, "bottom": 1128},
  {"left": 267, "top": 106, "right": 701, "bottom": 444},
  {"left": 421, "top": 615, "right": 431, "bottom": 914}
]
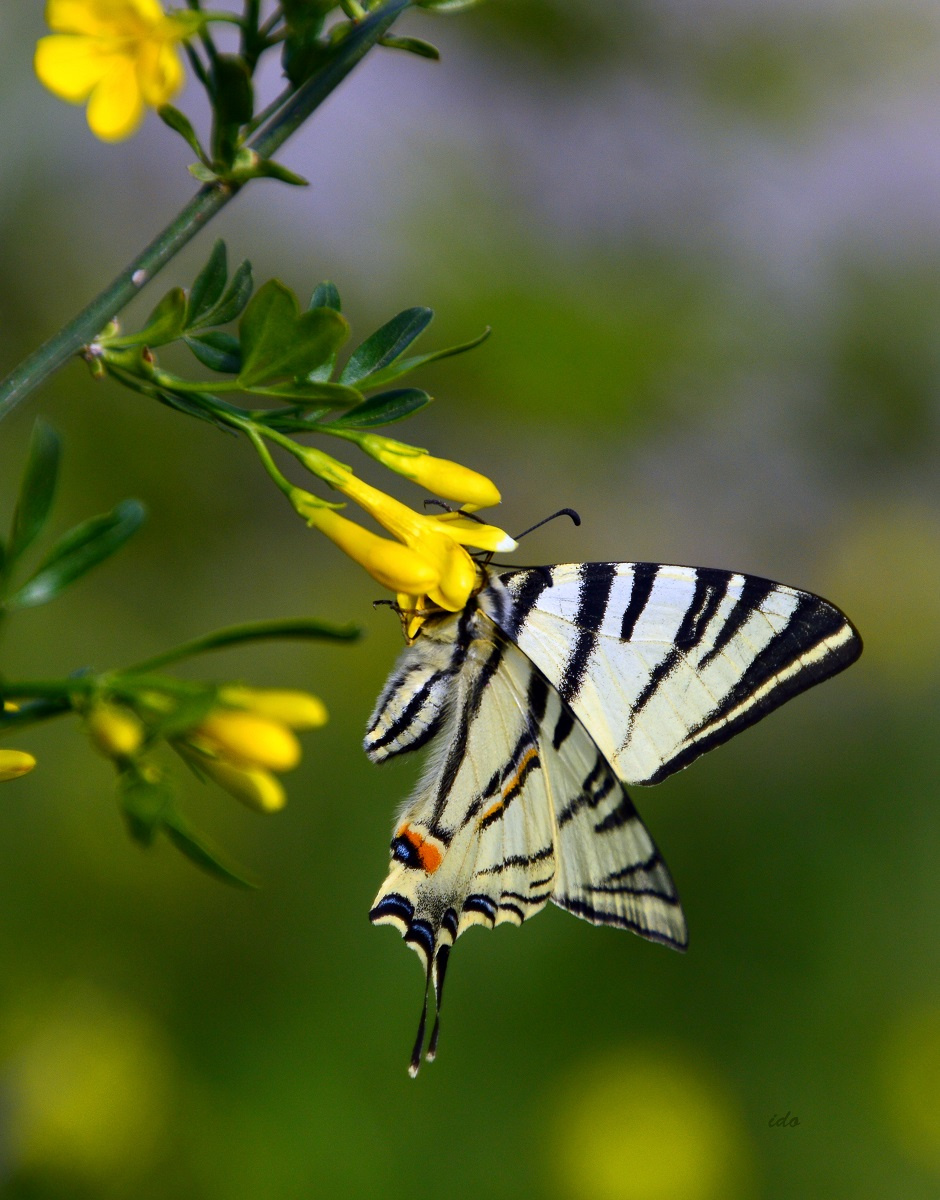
[
  {"left": 0, "top": 421, "right": 144, "bottom": 616},
  {"left": 95, "top": 240, "right": 489, "bottom": 437}
]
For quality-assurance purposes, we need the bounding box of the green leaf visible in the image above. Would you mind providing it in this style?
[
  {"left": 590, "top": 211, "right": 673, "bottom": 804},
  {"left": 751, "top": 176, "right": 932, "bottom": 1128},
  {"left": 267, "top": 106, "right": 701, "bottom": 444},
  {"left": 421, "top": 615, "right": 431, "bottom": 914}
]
[
  {"left": 8, "top": 419, "right": 62, "bottom": 567},
  {"left": 306, "top": 285, "right": 341, "bottom": 380},
  {"left": 7, "top": 499, "right": 146, "bottom": 611},
  {"left": 154, "top": 387, "right": 232, "bottom": 430},
  {"left": 187, "top": 240, "right": 228, "bottom": 327},
  {"left": 248, "top": 380, "right": 362, "bottom": 405},
  {"left": 363, "top": 325, "right": 491, "bottom": 391},
  {"left": 211, "top": 55, "right": 254, "bottom": 162},
  {"left": 256, "top": 407, "right": 333, "bottom": 432},
  {"left": 281, "top": 0, "right": 332, "bottom": 85},
  {"left": 237, "top": 281, "right": 350, "bottom": 387},
  {"left": 338, "top": 307, "right": 433, "bottom": 385},
  {"left": 196, "top": 258, "right": 253, "bottom": 329},
  {"left": 120, "top": 774, "right": 174, "bottom": 846},
  {"left": 138, "top": 287, "right": 188, "bottom": 347},
  {"left": 329, "top": 388, "right": 432, "bottom": 428},
  {"left": 249, "top": 159, "right": 309, "bottom": 187},
  {"left": 158, "top": 104, "right": 208, "bottom": 161},
  {"left": 162, "top": 814, "right": 257, "bottom": 888},
  {"left": 127, "top": 617, "right": 360, "bottom": 672},
  {"left": 379, "top": 34, "right": 440, "bottom": 59},
  {"left": 416, "top": 0, "right": 484, "bottom": 10},
  {"left": 310, "top": 281, "right": 341, "bottom": 312},
  {"left": 184, "top": 332, "right": 242, "bottom": 374}
]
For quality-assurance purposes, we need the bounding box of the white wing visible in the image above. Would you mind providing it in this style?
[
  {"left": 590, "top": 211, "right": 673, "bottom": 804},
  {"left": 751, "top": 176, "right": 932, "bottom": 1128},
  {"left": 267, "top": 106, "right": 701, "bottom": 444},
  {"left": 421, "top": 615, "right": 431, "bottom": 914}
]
[
  {"left": 369, "top": 603, "right": 684, "bottom": 1073},
  {"left": 481, "top": 562, "right": 861, "bottom": 786}
]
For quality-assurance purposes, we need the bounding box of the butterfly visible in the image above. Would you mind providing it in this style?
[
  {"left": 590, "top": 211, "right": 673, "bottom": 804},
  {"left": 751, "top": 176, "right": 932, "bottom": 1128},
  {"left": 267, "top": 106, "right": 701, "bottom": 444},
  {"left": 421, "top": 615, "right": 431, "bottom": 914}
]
[{"left": 366, "top": 558, "right": 861, "bottom": 1074}]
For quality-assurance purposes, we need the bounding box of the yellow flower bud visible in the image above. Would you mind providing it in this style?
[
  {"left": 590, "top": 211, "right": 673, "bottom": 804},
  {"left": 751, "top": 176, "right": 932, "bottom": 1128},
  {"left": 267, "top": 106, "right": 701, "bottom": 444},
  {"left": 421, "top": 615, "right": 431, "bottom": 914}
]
[
  {"left": 86, "top": 703, "right": 145, "bottom": 759},
  {"left": 218, "top": 687, "right": 328, "bottom": 730},
  {"left": 429, "top": 511, "right": 518, "bottom": 554},
  {"left": 360, "top": 437, "right": 502, "bottom": 510},
  {"left": 185, "top": 754, "right": 286, "bottom": 814},
  {"left": 0, "top": 749, "right": 37, "bottom": 782},
  {"left": 298, "top": 499, "right": 442, "bottom": 595},
  {"left": 332, "top": 474, "right": 479, "bottom": 611},
  {"left": 191, "top": 711, "right": 301, "bottom": 772}
]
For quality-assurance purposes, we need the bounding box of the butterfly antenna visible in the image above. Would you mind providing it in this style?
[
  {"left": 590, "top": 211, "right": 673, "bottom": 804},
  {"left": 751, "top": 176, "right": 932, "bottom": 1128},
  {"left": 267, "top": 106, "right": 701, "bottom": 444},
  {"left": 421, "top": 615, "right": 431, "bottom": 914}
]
[
  {"left": 426, "top": 942, "right": 452, "bottom": 1063},
  {"left": 513, "top": 508, "right": 581, "bottom": 541},
  {"left": 408, "top": 962, "right": 433, "bottom": 1078}
]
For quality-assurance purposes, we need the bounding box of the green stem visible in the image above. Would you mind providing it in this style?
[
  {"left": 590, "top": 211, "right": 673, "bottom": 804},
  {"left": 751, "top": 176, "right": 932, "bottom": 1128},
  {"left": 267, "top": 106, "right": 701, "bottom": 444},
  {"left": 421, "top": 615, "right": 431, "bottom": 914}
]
[
  {"left": 0, "top": 0, "right": 411, "bottom": 425},
  {"left": 243, "top": 423, "right": 296, "bottom": 497}
]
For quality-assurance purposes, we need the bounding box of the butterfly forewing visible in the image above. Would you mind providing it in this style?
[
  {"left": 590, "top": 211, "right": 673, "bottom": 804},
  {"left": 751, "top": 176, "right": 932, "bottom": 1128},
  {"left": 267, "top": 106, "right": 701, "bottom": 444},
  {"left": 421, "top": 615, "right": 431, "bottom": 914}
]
[{"left": 486, "top": 562, "right": 861, "bottom": 786}]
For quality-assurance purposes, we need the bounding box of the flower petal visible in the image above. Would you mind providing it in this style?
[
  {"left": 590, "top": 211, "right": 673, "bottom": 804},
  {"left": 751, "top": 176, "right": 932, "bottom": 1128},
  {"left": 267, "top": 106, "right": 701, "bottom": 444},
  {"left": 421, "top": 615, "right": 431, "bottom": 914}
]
[
  {"left": 137, "top": 37, "right": 184, "bottom": 107},
  {"left": 193, "top": 711, "right": 302, "bottom": 773},
  {"left": 218, "top": 688, "right": 329, "bottom": 731},
  {"left": 86, "top": 55, "right": 143, "bottom": 141},
  {"left": 35, "top": 35, "right": 111, "bottom": 101},
  {"left": 45, "top": 0, "right": 115, "bottom": 36},
  {"left": 0, "top": 750, "right": 37, "bottom": 782}
]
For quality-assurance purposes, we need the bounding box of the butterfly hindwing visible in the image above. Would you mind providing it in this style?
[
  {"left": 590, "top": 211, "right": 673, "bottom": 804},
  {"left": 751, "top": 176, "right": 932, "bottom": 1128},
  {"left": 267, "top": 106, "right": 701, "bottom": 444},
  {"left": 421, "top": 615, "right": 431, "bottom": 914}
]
[
  {"left": 484, "top": 562, "right": 862, "bottom": 786},
  {"left": 368, "top": 598, "right": 684, "bottom": 1071}
]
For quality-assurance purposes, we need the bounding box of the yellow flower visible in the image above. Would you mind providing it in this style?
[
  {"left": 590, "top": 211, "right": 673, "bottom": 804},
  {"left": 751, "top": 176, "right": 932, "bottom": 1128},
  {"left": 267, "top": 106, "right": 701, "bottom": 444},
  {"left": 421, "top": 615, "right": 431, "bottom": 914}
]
[
  {"left": 35, "top": 0, "right": 197, "bottom": 142},
  {"left": 183, "top": 755, "right": 286, "bottom": 814},
  {"left": 293, "top": 493, "right": 442, "bottom": 596},
  {"left": 217, "top": 687, "right": 328, "bottom": 730},
  {"left": 358, "top": 436, "right": 502, "bottom": 510},
  {"left": 291, "top": 446, "right": 516, "bottom": 633},
  {"left": 189, "top": 710, "right": 301, "bottom": 773},
  {"left": 0, "top": 749, "right": 37, "bottom": 783},
  {"left": 173, "top": 685, "right": 328, "bottom": 814},
  {"left": 85, "top": 702, "right": 145, "bottom": 759}
]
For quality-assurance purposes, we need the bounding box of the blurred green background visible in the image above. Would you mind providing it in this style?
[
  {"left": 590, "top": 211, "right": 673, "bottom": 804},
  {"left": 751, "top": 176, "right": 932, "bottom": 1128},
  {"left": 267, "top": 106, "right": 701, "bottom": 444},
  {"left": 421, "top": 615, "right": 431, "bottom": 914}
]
[{"left": 1, "top": 2, "right": 939, "bottom": 1197}]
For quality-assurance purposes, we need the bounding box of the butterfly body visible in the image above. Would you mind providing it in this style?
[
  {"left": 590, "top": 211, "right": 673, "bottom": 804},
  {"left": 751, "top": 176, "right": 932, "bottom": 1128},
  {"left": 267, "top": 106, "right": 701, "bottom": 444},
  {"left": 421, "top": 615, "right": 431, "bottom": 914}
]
[{"left": 367, "top": 562, "right": 861, "bottom": 1072}]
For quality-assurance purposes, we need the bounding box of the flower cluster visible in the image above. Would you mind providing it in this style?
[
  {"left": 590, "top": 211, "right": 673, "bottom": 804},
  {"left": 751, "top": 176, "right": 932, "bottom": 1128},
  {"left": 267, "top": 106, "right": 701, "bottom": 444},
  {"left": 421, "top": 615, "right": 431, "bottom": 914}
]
[
  {"left": 0, "top": 703, "right": 36, "bottom": 784},
  {"left": 35, "top": 0, "right": 197, "bottom": 142},
  {"left": 173, "top": 687, "right": 327, "bottom": 813},
  {"left": 84, "top": 685, "right": 327, "bottom": 815},
  {"left": 285, "top": 436, "right": 515, "bottom": 640}
]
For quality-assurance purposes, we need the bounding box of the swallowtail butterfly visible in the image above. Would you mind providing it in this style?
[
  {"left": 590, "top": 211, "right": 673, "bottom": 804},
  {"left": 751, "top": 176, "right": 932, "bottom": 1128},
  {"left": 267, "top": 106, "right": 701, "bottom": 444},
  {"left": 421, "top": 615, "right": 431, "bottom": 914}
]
[{"left": 367, "top": 558, "right": 861, "bottom": 1074}]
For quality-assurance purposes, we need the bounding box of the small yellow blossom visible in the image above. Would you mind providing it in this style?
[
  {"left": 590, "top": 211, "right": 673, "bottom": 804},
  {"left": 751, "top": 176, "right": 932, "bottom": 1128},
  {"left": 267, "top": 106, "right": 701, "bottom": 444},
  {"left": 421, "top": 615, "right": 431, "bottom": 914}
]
[
  {"left": 86, "top": 702, "right": 145, "bottom": 759},
  {"left": 174, "top": 701, "right": 304, "bottom": 814},
  {"left": 0, "top": 749, "right": 37, "bottom": 783},
  {"left": 218, "top": 687, "right": 328, "bottom": 730},
  {"left": 189, "top": 710, "right": 301, "bottom": 773},
  {"left": 187, "top": 756, "right": 286, "bottom": 814},
  {"left": 358, "top": 436, "right": 502, "bottom": 511},
  {"left": 293, "top": 494, "right": 442, "bottom": 596},
  {"left": 291, "top": 445, "right": 516, "bottom": 634},
  {"left": 35, "top": 0, "right": 197, "bottom": 142}
]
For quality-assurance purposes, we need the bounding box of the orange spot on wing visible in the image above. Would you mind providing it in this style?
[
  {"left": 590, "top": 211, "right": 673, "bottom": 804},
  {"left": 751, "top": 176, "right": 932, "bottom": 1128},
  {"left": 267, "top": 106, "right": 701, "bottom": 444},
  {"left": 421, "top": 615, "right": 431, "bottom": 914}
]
[{"left": 397, "top": 823, "right": 443, "bottom": 874}]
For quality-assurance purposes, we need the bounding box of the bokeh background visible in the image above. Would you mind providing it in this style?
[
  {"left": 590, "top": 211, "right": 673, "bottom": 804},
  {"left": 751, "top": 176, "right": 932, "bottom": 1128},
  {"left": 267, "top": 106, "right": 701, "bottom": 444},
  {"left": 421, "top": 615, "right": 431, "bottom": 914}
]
[{"left": 1, "top": 2, "right": 939, "bottom": 1197}]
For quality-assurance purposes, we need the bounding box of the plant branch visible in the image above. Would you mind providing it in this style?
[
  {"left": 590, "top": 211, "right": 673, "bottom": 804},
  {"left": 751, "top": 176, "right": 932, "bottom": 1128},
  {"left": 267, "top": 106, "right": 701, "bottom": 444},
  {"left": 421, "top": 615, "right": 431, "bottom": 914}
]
[{"left": 0, "top": 0, "right": 412, "bottom": 425}]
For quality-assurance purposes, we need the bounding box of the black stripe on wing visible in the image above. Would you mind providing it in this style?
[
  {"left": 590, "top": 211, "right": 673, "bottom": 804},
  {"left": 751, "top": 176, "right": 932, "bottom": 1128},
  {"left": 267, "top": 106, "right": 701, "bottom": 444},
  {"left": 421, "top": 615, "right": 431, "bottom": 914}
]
[
  {"left": 500, "top": 566, "right": 554, "bottom": 638},
  {"left": 630, "top": 568, "right": 733, "bottom": 712},
  {"left": 643, "top": 592, "right": 861, "bottom": 784},
  {"left": 553, "top": 894, "right": 688, "bottom": 950},
  {"left": 619, "top": 561, "right": 659, "bottom": 641},
  {"left": 559, "top": 562, "right": 617, "bottom": 704}
]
